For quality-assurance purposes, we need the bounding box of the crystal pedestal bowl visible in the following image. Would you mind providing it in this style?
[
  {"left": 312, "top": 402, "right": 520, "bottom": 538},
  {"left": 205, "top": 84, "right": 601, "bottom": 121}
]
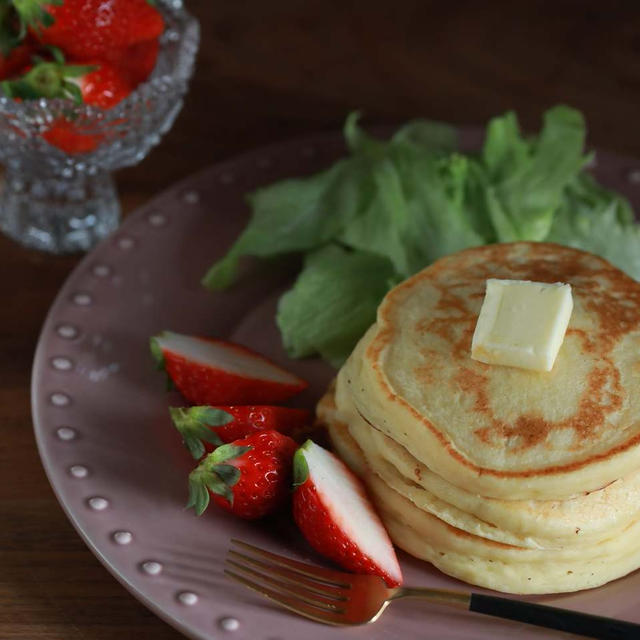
[{"left": 0, "top": 0, "right": 199, "bottom": 254}]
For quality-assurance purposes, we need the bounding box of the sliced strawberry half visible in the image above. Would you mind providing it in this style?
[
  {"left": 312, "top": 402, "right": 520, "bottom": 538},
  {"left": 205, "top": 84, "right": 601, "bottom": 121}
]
[
  {"left": 170, "top": 405, "right": 311, "bottom": 459},
  {"left": 150, "top": 331, "right": 309, "bottom": 406},
  {"left": 292, "top": 440, "right": 403, "bottom": 587},
  {"left": 21, "top": 0, "right": 164, "bottom": 60}
]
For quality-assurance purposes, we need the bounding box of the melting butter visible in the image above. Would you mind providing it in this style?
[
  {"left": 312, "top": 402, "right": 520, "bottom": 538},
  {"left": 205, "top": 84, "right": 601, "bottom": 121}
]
[{"left": 471, "top": 279, "right": 573, "bottom": 372}]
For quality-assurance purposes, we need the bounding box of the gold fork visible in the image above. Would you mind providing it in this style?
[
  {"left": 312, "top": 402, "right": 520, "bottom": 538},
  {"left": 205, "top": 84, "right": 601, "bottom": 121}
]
[{"left": 225, "top": 539, "right": 640, "bottom": 639}]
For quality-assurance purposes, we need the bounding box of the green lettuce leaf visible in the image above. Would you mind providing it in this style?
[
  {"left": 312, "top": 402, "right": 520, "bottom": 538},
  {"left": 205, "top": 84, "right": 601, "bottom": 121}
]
[
  {"left": 391, "top": 118, "right": 458, "bottom": 153},
  {"left": 545, "top": 173, "right": 640, "bottom": 279},
  {"left": 276, "top": 245, "right": 397, "bottom": 367},
  {"left": 202, "top": 157, "right": 368, "bottom": 289},
  {"left": 339, "top": 115, "right": 485, "bottom": 277},
  {"left": 482, "top": 105, "right": 588, "bottom": 242},
  {"left": 203, "top": 105, "right": 640, "bottom": 366}
]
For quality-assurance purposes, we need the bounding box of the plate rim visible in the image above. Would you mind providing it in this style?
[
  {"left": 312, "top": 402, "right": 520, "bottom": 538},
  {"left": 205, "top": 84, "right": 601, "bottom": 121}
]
[{"left": 29, "top": 124, "right": 640, "bottom": 639}]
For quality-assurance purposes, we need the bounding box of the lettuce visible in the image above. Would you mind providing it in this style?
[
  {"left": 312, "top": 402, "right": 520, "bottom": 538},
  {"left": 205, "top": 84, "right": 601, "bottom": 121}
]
[
  {"left": 203, "top": 106, "right": 640, "bottom": 366},
  {"left": 546, "top": 173, "right": 640, "bottom": 279},
  {"left": 481, "top": 106, "right": 588, "bottom": 242},
  {"left": 276, "top": 245, "right": 396, "bottom": 367}
]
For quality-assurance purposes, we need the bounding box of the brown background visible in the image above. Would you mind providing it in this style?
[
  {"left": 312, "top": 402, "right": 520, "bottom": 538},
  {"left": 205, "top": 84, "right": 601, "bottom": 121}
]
[{"left": 3, "top": 1, "right": 640, "bottom": 638}]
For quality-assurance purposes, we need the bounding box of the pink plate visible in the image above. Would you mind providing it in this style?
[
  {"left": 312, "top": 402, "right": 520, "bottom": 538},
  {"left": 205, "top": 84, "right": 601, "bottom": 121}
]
[{"left": 32, "top": 129, "right": 640, "bottom": 640}]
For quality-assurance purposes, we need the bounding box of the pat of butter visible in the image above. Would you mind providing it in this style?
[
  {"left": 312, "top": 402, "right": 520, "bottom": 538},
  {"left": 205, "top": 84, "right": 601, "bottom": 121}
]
[{"left": 471, "top": 279, "right": 573, "bottom": 372}]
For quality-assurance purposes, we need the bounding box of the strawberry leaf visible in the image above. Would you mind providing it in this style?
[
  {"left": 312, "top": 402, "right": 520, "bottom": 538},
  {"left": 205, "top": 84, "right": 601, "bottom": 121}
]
[
  {"left": 62, "top": 80, "right": 82, "bottom": 105},
  {"left": 48, "top": 44, "right": 64, "bottom": 64},
  {"left": 197, "top": 406, "right": 235, "bottom": 426},
  {"left": 292, "top": 444, "right": 310, "bottom": 487},
  {"left": 149, "top": 334, "right": 175, "bottom": 391},
  {"left": 0, "top": 0, "right": 62, "bottom": 57},
  {"left": 170, "top": 406, "right": 233, "bottom": 459},
  {"left": 12, "top": 0, "right": 61, "bottom": 34},
  {"left": 1, "top": 58, "right": 95, "bottom": 103},
  {"left": 187, "top": 453, "right": 239, "bottom": 514},
  {"left": 211, "top": 443, "right": 252, "bottom": 465},
  {"left": 212, "top": 464, "right": 240, "bottom": 487},
  {"left": 62, "top": 64, "right": 97, "bottom": 78},
  {"left": 149, "top": 336, "right": 165, "bottom": 369},
  {"left": 202, "top": 474, "right": 232, "bottom": 503},
  {"left": 1, "top": 77, "right": 38, "bottom": 99},
  {"left": 186, "top": 472, "right": 211, "bottom": 515},
  {"left": 7, "top": 62, "right": 61, "bottom": 97}
]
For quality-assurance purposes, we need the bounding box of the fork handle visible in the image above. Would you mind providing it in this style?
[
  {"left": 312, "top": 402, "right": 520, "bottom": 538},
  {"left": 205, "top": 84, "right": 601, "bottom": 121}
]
[{"left": 469, "top": 593, "right": 640, "bottom": 639}]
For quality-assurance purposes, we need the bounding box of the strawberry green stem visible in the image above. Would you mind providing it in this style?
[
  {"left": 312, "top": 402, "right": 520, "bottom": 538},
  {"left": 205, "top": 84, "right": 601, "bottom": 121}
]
[
  {"left": 1, "top": 57, "right": 95, "bottom": 103},
  {"left": 12, "top": 0, "right": 61, "bottom": 32},
  {"left": 0, "top": 0, "right": 62, "bottom": 57},
  {"left": 292, "top": 440, "right": 311, "bottom": 487},
  {"left": 169, "top": 406, "right": 233, "bottom": 459},
  {"left": 186, "top": 445, "right": 251, "bottom": 515}
]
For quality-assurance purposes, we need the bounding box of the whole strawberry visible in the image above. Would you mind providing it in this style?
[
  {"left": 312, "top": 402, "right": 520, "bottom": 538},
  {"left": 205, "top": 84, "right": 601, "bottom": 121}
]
[
  {"left": 171, "top": 405, "right": 311, "bottom": 460},
  {"left": 18, "top": 0, "right": 164, "bottom": 60},
  {"left": 1, "top": 52, "right": 131, "bottom": 108},
  {"left": 1, "top": 50, "right": 133, "bottom": 152},
  {"left": 187, "top": 430, "right": 297, "bottom": 520},
  {"left": 102, "top": 38, "right": 159, "bottom": 87}
]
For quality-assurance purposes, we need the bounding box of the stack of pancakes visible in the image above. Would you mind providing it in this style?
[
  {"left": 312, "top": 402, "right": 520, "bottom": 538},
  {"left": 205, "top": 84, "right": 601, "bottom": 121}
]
[{"left": 318, "top": 243, "right": 640, "bottom": 594}]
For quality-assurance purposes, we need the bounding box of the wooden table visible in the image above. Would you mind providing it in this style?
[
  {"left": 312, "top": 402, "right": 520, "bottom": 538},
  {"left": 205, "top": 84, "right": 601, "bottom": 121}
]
[{"left": 3, "top": 1, "right": 640, "bottom": 638}]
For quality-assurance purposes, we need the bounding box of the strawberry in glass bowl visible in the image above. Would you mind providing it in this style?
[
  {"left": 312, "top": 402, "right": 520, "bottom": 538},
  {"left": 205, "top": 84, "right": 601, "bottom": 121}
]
[{"left": 0, "top": 0, "right": 199, "bottom": 253}]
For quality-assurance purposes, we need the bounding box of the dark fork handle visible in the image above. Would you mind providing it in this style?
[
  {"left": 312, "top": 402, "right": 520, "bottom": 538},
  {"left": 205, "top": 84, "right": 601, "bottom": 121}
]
[{"left": 470, "top": 593, "right": 640, "bottom": 639}]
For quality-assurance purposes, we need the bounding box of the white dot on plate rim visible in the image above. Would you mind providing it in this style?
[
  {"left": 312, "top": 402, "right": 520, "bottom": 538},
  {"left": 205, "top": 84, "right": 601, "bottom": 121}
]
[
  {"left": 182, "top": 190, "right": 200, "bottom": 204},
  {"left": 88, "top": 496, "right": 109, "bottom": 511},
  {"left": 69, "top": 464, "right": 88, "bottom": 478},
  {"left": 218, "top": 616, "right": 240, "bottom": 632},
  {"left": 112, "top": 530, "right": 133, "bottom": 545},
  {"left": 50, "top": 392, "right": 70, "bottom": 406},
  {"left": 628, "top": 169, "right": 640, "bottom": 184},
  {"left": 56, "top": 324, "right": 79, "bottom": 339},
  {"left": 148, "top": 212, "right": 167, "bottom": 226},
  {"left": 51, "top": 356, "right": 73, "bottom": 371},
  {"left": 141, "top": 560, "right": 163, "bottom": 575},
  {"left": 177, "top": 591, "right": 198, "bottom": 606},
  {"left": 72, "top": 292, "right": 92, "bottom": 306},
  {"left": 56, "top": 426, "right": 77, "bottom": 441},
  {"left": 92, "top": 263, "right": 111, "bottom": 277},
  {"left": 117, "top": 236, "right": 135, "bottom": 250}
]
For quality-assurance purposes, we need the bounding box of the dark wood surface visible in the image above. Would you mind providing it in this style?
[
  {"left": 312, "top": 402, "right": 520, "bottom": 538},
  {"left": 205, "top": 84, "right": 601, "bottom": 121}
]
[{"left": 3, "top": 1, "right": 640, "bottom": 638}]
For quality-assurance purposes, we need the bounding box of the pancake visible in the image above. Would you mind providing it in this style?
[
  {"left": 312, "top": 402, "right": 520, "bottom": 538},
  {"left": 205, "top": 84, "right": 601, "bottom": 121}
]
[
  {"left": 342, "top": 243, "right": 640, "bottom": 500},
  {"left": 327, "top": 418, "right": 640, "bottom": 594},
  {"left": 320, "top": 380, "right": 640, "bottom": 548},
  {"left": 318, "top": 242, "right": 640, "bottom": 593}
]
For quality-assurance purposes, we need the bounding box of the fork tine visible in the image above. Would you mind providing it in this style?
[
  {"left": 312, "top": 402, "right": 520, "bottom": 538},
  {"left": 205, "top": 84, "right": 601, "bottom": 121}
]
[
  {"left": 227, "top": 550, "right": 348, "bottom": 601},
  {"left": 230, "top": 539, "right": 351, "bottom": 588},
  {"left": 226, "top": 559, "right": 346, "bottom": 610},
  {"left": 224, "top": 569, "right": 347, "bottom": 626}
]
